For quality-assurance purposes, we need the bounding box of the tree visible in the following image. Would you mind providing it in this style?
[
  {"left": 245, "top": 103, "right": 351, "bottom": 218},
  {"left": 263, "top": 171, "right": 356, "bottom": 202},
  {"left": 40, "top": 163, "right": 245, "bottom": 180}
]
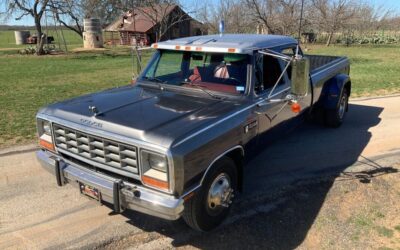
[
  {"left": 311, "top": 0, "right": 356, "bottom": 46},
  {"left": 196, "top": 0, "right": 253, "bottom": 34},
  {"left": 48, "top": 0, "right": 84, "bottom": 37},
  {"left": 2, "top": 0, "right": 50, "bottom": 55},
  {"left": 244, "top": 0, "right": 280, "bottom": 34}
]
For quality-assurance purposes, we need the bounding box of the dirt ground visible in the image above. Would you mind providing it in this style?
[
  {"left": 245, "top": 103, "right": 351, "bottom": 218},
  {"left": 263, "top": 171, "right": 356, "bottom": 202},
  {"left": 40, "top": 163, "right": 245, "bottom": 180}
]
[{"left": 0, "top": 95, "right": 400, "bottom": 249}]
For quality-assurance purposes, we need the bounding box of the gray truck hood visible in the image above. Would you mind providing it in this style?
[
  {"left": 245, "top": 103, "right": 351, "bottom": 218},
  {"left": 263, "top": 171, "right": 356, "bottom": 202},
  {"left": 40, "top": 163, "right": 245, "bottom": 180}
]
[{"left": 39, "top": 85, "right": 241, "bottom": 148}]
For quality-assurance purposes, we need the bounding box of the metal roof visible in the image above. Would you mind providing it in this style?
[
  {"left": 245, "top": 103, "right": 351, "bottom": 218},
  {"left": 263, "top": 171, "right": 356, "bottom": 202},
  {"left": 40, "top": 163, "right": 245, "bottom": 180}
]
[{"left": 154, "top": 34, "right": 298, "bottom": 53}]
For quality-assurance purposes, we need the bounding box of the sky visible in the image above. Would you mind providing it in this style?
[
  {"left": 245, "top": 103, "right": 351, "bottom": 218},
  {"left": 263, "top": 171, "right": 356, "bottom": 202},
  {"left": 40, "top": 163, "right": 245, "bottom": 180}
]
[{"left": 2, "top": 0, "right": 400, "bottom": 26}]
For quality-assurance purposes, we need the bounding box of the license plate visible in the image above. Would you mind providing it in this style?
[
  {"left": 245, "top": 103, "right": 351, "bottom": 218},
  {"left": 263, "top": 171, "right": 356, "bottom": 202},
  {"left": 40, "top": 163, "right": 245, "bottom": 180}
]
[{"left": 79, "top": 182, "right": 101, "bottom": 202}]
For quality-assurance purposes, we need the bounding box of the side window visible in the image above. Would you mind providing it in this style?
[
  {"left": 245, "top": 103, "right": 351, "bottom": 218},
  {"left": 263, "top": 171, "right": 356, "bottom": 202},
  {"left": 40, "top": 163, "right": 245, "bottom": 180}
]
[
  {"left": 255, "top": 53, "right": 284, "bottom": 94},
  {"left": 281, "top": 47, "right": 297, "bottom": 80}
]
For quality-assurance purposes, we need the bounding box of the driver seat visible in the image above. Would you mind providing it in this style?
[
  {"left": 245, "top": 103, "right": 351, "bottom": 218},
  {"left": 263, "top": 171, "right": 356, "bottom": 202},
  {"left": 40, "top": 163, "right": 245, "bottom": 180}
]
[{"left": 214, "top": 64, "right": 230, "bottom": 79}]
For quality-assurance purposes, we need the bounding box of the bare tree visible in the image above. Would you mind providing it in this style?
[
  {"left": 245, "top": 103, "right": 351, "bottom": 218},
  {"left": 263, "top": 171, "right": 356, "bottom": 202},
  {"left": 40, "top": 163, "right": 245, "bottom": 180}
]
[
  {"left": 2, "top": 0, "right": 50, "bottom": 55},
  {"left": 244, "top": 0, "right": 280, "bottom": 34},
  {"left": 311, "top": 0, "right": 356, "bottom": 46},
  {"left": 196, "top": 0, "right": 253, "bottom": 34},
  {"left": 48, "top": 0, "right": 84, "bottom": 37}
]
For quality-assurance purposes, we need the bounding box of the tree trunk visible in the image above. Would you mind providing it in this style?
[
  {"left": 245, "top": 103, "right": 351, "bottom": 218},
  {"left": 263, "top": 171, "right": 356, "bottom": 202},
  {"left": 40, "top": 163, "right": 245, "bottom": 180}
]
[
  {"left": 326, "top": 31, "right": 334, "bottom": 46},
  {"left": 34, "top": 17, "right": 45, "bottom": 55}
]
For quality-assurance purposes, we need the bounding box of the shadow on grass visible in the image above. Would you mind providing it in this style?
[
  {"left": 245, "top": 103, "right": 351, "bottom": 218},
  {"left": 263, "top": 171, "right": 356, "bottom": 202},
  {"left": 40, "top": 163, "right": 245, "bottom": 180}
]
[{"left": 112, "top": 103, "right": 397, "bottom": 249}]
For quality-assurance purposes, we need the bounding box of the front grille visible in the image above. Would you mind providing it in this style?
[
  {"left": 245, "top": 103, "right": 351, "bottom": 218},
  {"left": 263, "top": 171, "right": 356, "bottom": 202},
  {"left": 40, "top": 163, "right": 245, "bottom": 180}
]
[{"left": 53, "top": 124, "right": 139, "bottom": 174}]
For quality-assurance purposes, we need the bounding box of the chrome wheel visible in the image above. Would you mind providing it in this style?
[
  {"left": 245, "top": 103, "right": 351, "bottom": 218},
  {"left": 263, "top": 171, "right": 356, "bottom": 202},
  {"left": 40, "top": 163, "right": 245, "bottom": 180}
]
[
  {"left": 338, "top": 91, "right": 348, "bottom": 120},
  {"left": 207, "top": 173, "right": 234, "bottom": 216}
]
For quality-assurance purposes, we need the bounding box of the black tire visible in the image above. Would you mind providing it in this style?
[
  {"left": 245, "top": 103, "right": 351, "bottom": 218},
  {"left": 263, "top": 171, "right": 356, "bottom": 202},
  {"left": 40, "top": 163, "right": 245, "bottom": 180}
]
[
  {"left": 324, "top": 88, "right": 349, "bottom": 128},
  {"left": 183, "top": 157, "right": 238, "bottom": 231}
]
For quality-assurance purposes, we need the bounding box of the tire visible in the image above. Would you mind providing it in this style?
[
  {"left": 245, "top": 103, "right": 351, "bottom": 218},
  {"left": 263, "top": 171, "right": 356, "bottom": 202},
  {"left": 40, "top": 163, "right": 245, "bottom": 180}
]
[
  {"left": 324, "top": 88, "right": 349, "bottom": 128},
  {"left": 183, "top": 157, "right": 238, "bottom": 231}
]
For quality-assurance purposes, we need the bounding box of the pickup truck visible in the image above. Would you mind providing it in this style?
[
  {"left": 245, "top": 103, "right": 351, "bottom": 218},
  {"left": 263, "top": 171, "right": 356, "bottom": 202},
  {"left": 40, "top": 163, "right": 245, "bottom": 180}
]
[{"left": 36, "top": 34, "right": 351, "bottom": 231}]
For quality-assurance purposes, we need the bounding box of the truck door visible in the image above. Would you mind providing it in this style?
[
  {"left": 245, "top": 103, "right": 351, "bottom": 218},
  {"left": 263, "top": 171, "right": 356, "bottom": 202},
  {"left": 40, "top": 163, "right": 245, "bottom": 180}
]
[{"left": 253, "top": 51, "right": 299, "bottom": 142}]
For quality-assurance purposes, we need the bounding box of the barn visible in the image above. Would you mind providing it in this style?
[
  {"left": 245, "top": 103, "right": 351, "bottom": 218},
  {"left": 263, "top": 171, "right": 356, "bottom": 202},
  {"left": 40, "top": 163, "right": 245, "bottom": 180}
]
[{"left": 104, "top": 5, "right": 206, "bottom": 46}]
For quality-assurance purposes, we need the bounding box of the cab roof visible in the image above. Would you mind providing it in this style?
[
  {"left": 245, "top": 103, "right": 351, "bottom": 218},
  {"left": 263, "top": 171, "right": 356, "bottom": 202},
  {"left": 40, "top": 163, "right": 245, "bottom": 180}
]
[{"left": 153, "top": 34, "right": 298, "bottom": 54}]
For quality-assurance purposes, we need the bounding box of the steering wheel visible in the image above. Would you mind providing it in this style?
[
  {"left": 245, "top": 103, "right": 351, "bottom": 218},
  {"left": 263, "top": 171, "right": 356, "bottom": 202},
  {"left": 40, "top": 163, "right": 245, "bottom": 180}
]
[{"left": 222, "top": 76, "right": 242, "bottom": 85}]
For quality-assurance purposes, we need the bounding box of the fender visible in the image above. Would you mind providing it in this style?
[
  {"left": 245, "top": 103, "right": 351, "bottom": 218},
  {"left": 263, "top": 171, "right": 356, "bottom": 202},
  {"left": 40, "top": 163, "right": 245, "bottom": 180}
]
[
  {"left": 181, "top": 145, "right": 244, "bottom": 198},
  {"left": 321, "top": 74, "right": 351, "bottom": 110}
]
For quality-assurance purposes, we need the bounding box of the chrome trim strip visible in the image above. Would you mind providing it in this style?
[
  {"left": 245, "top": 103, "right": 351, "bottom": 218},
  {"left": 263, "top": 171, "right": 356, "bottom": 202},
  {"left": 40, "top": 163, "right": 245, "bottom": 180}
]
[
  {"left": 181, "top": 145, "right": 244, "bottom": 198},
  {"left": 173, "top": 87, "right": 290, "bottom": 147}
]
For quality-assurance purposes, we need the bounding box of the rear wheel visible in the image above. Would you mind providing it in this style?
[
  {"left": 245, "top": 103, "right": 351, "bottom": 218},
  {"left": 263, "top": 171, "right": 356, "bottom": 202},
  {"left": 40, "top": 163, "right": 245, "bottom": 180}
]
[
  {"left": 325, "top": 88, "right": 349, "bottom": 128},
  {"left": 183, "top": 157, "right": 237, "bottom": 231}
]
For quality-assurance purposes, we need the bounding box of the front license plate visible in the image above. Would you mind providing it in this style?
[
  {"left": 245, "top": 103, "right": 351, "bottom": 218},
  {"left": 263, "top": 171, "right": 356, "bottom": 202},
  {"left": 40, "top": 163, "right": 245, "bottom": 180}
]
[{"left": 79, "top": 182, "right": 101, "bottom": 202}]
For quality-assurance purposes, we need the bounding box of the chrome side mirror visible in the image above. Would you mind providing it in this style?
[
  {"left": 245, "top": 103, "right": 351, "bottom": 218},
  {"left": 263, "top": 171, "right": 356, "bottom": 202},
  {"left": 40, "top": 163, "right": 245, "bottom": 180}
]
[{"left": 291, "top": 57, "right": 309, "bottom": 96}]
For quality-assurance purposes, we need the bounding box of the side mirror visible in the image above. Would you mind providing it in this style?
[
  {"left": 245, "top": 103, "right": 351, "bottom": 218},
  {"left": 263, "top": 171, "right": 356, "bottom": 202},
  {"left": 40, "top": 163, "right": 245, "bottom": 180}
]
[{"left": 291, "top": 57, "right": 309, "bottom": 96}]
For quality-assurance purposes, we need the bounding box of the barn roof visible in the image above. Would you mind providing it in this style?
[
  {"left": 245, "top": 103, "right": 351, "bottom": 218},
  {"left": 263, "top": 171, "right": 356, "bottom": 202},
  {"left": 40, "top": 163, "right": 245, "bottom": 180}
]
[{"left": 105, "top": 5, "right": 182, "bottom": 33}]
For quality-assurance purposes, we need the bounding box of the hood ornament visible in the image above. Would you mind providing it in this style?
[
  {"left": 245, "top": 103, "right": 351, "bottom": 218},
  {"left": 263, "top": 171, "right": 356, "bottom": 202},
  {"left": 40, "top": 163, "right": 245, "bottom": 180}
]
[{"left": 89, "top": 105, "right": 99, "bottom": 116}]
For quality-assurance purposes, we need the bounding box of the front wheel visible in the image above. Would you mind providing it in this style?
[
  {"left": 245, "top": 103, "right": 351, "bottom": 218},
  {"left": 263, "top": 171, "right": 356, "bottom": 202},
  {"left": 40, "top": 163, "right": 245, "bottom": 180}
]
[
  {"left": 324, "top": 88, "right": 349, "bottom": 128},
  {"left": 183, "top": 157, "right": 237, "bottom": 231}
]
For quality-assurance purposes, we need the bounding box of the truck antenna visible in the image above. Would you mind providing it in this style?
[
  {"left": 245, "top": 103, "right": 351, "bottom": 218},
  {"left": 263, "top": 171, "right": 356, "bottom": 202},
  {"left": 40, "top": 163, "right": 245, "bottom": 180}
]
[
  {"left": 219, "top": 20, "right": 225, "bottom": 37},
  {"left": 296, "top": 0, "right": 305, "bottom": 57}
]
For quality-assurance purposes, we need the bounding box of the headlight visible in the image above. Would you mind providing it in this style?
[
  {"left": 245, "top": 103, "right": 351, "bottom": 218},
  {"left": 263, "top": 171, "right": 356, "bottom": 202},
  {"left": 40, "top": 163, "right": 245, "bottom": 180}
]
[
  {"left": 37, "top": 119, "right": 54, "bottom": 151},
  {"left": 141, "top": 150, "right": 169, "bottom": 191},
  {"left": 43, "top": 121, "right": 51, "bottom": 135}
]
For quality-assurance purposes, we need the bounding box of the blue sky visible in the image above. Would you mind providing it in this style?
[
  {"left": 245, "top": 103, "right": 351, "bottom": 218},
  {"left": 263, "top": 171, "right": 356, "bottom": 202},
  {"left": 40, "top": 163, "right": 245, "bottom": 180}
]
[{"left": 2, "top": 0, "right": 400, "bottom": 26}]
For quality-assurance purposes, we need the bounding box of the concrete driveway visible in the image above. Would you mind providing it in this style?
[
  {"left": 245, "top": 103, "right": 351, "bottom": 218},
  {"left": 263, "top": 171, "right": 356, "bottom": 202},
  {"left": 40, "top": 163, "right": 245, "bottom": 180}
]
[{"left": 1, "top": 95, "right": 400, "bottom": 249}]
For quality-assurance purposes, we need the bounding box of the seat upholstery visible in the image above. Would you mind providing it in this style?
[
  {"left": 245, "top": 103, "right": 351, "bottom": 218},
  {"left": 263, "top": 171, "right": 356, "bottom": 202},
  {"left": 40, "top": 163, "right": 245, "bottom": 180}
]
[{"left": 214, "top": 65, "right": 229, "bottom": 79}]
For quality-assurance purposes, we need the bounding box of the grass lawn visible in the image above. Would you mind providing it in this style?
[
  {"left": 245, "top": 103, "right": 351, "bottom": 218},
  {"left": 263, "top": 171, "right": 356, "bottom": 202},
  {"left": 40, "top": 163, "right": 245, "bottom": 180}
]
[{"left": 0, "top": 37, "right": 399, "bottom": 147}]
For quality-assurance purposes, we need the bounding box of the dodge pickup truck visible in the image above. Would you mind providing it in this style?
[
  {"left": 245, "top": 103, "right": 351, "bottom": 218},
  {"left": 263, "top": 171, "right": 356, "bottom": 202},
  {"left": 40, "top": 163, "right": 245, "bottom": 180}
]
[{"left": 36, "top": 34, "right": 351, "bottom": 231}]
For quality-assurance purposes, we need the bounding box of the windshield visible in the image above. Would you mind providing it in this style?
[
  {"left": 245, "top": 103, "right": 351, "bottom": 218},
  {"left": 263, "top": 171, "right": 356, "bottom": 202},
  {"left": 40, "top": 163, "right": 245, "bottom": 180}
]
[{"left": 140, "top": 50, "right": 249, "bottom": 95}]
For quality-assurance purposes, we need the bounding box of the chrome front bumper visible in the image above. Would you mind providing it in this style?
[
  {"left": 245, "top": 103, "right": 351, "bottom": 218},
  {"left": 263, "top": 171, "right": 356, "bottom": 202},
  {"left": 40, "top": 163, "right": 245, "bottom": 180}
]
[{"left": 36, "top": 150, "right": 184, "bottom": 220}]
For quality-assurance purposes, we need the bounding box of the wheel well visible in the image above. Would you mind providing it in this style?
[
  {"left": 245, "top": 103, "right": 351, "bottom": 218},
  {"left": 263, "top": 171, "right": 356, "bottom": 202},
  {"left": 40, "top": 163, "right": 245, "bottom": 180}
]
[
  {"left": 344, "top": 81, "right": 351, "bottom": 96},
  {"left": 225, "top": 148, "right": 244, "bottom": 192}
]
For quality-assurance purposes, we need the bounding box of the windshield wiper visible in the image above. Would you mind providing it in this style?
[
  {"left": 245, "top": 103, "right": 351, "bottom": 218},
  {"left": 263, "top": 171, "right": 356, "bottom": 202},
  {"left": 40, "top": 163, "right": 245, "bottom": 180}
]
[
  {"left": 182, "top": 81, "right": 224, "bottom": 100},
  {"left": 144, "top": 76, "right": 166, "bottom": 90}
]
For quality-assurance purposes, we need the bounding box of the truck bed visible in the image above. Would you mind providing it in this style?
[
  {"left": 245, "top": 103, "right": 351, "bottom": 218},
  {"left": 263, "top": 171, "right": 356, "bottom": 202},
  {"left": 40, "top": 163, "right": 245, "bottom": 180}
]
[{"left": 307, "top": 54, "right": 350, "bottom": 104}]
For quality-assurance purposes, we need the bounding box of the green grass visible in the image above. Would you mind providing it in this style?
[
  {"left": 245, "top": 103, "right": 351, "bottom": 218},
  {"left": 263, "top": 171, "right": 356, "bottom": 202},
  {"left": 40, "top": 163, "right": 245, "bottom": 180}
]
[
  {"left": 305, "top": 44, "right": 400, "bottom": 96},
  {"left": 0, "top": 40, "right": 400, "bottom": 147}
]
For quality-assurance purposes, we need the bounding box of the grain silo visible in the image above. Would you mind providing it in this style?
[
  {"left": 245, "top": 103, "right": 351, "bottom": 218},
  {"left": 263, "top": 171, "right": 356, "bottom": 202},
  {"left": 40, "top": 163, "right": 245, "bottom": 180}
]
[
  {"left": 83, "top": 18, "right": 103, "bottom": 48},
  {"left": 14, "top": 31, "right": 30, "bottom": 45}
]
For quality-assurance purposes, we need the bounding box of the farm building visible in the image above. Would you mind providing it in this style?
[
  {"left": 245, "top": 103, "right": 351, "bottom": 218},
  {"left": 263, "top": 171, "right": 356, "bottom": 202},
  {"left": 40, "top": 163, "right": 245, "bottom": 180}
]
[{"left": 104, "top": 5, "right": 207, "bottom": 46}]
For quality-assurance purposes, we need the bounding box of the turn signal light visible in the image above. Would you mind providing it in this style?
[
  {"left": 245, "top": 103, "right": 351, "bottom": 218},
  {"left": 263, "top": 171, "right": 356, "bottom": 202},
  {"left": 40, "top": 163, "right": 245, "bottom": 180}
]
[
  {"left": 152, "top": 44, "right": 158, "bottom": 48},
  {"left": 39, "top": 138, "right": 55, "bottom": 151},
  {"left": 291, "top": 102, "right": 301, "bottom": 113},
  {"left": 142, "top": 175, "right": 169, "bottom": 190},
  {"left": 228, "top": 48, "right": 236, "bottom": 53}
]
